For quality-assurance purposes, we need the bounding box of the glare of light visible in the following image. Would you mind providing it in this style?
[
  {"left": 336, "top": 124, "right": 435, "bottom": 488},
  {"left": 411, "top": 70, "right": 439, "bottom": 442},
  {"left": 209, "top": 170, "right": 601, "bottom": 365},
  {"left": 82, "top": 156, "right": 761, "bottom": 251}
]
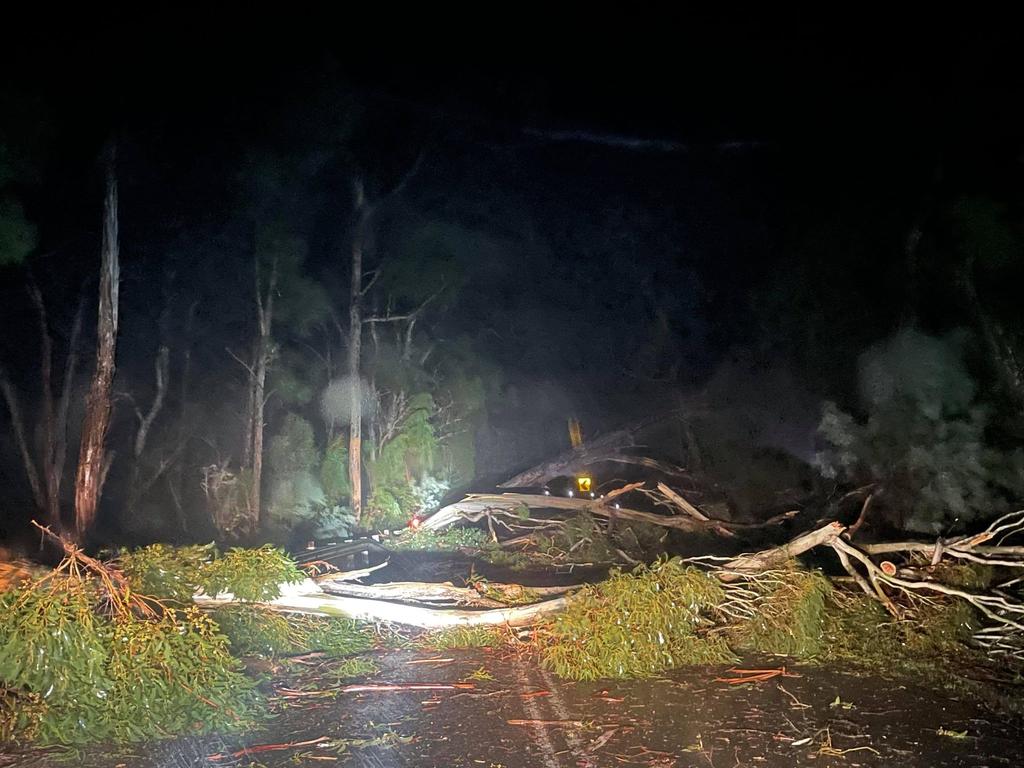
[
  {"left": 567, "top": 489, "right": 574, "bottom": 498},
  {"left": 614, "top": 503, "right": 620, "bottom": 509},
  {"left": 543, "top": 489, "right": 551, "bottom": 496}
]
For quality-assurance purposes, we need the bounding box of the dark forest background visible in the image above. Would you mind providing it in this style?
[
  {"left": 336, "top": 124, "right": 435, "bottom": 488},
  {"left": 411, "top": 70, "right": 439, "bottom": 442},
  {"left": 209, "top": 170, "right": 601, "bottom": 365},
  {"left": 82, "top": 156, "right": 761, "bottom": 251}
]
[{"left": 2, "top": 22, "right": 1024, "bottom": 547}]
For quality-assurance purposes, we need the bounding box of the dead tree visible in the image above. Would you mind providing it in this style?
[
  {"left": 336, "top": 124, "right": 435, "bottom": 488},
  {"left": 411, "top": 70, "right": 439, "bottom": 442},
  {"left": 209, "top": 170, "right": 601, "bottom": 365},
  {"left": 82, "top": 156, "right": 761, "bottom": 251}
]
[{"left": 74, "top": 154, "right": 120, "bottom": 540}]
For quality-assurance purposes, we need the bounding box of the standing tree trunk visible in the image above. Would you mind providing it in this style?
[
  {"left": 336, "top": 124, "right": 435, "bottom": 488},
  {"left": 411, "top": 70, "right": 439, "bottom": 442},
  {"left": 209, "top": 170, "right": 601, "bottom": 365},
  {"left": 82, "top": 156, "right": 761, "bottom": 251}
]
[
  {"left": 74, "top": 153, "right": 120, "bottom": 540},
  {"left": 348, "top": 179, "right": 370, "bottom": 523},
  {"left": 250, "top": 254, "right": 277, "bottom": 532}
]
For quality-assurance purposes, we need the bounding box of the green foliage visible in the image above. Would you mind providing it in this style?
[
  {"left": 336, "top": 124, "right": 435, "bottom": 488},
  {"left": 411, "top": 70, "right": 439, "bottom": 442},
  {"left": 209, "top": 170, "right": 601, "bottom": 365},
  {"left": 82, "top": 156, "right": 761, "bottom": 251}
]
[
  {"left": 541, "top": 558, "right": 736, "bottom": 681},
  {"left": 0, "top": 571, "right": 261, "bottom": 746},
  {"left": 211, "top": 605, "right": 294, "bottom": 656},
  {"left": 418, "top": 626, "right": 505, "bottom": 650},
  {"left": 202, "top": 545, "right": 304, "bottom": 602},
  {"left": 388, "top": 527, "right": 493, "bottom": 552},
  {"left": 437, "top": 375, "right": 486, "bottom": 487},
  {"left": 532, "top": 513, "right": 666, "bottom": 565},
  {"left": 120, "top": 543, "right": 303, "bottom": 603},
  {"left": 816, "top": 329, "right": 1024, "bottom": 532},
  {"left": 321, "top": 436, "right": 351, "bottom": 502},
  {"left": 0, "top": 579, "right": 110, "bottom": 707},
  {"left": 211, "top": 606, "right": 372, "bottom": 659},
  {"left": 534, "top": 513, "right": 617, "bottom": 564},
  {"left": 308, "top": 500, "right": 357, "bottom": 539},
  {"left": 265, "top": 413, "right": 326, "bottom": 534},
  {"left": 362, "top": 392, "right": 441, "bottom": 530},
  {"left": 823, "top": 593, "right": 980, "bottom": 667},
  {"left": 365, "top": 487, "right": 411, "bottom": 530},
  {"left": 103, "top": 608, "right": 261, "bottom": 742},
  {"left": 931, "top": 561, "right": 995, "bottom": 590},
  {"left": 734, "top": 569, "right": 832, "bottom": 657},
  {"left": 267, "top": 414, "right": 318, "bottom": 477},
  {"left": 369, "top": 392, "right": 438, "bottom": 489},
  {"left": 117, "top": 543, "right": 214, "bottom": 603},
  {"left": 0, "top": 687, "right": 45, "bottom": 743},
  {"left": 298, "top": 615, "right": 374, "bottom": 658}
]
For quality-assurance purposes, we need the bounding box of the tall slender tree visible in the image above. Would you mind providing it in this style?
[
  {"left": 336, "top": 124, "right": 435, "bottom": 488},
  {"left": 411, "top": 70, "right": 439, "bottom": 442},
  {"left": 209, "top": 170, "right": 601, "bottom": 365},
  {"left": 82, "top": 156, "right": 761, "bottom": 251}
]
[
  {"left": 347, "top": 179, "right": 370, "bottom": 522},
  {"left": 74, "top": 151, "right": 120, "bottom": 540}
]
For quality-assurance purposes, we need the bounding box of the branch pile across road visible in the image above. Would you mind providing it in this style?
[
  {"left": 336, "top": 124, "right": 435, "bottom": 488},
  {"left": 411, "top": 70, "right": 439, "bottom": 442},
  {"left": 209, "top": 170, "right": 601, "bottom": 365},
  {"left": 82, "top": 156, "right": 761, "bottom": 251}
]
[{"left": 187, "top": 478, "right": 1024, "bottom": 657}]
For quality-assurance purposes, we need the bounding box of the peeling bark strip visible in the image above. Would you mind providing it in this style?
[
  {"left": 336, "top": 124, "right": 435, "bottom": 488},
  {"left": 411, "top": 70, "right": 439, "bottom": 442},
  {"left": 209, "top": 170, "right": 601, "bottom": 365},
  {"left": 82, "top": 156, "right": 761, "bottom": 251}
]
[{"left": 75, "top": 153, "right": 120, "bottom": 539}]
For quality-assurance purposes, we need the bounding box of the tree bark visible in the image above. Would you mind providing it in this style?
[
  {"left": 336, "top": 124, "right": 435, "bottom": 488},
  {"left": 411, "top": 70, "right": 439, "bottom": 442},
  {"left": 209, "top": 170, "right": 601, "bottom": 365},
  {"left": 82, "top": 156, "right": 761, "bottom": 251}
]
[
  {"left": 250, "top": 254, "right": 277, "bottom": 531},
  {"left": 74, "top": 155, "right": 120, "bottom": 541},
  {"left": 193, "top": 577, "right": 570, "bottom": 628},
  {"left": 718, "top": 522, "right": 845, "bottom": 579},
  {"left": 348, "top": 179, "right": 370, "bottom": 523}
]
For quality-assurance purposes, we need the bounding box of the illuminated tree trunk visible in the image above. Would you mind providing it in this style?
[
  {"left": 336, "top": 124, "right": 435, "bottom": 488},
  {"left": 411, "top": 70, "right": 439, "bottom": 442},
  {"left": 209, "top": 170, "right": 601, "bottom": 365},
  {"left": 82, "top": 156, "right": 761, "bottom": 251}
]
[
  {"left": 74, "top": 156, "right": 120, "bottom": 540},
  {"left": 250, "top": 255, "right": 277, "bottom": 532},
  {"left": 348, "top": 180, "right": 369, "bottom": 523}
]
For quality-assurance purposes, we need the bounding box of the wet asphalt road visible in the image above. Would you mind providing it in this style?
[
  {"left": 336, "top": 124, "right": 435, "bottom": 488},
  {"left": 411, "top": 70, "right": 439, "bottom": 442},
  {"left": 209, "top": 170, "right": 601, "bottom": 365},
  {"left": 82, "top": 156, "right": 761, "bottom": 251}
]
[{"left": 10, "top": 646, "right": 1022, "bottom": 768}]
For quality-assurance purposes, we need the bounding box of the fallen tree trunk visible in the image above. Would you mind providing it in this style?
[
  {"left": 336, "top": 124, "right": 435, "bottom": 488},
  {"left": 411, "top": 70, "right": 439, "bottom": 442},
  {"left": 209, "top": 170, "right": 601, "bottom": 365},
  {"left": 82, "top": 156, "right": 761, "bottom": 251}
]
[
  {"left": 498, "top": 428, "right": 639, "bottom": 488},
  {"left": 420, "top": 492, "right": 711, "bottom": 534},
  {"left": 193, "top": 578, "right": 570, "bottom": 628},
  {"left": 718, "top": 522, "right": 846, "bottom": 580},
  {"left": 317, "top": 580, "right": 510, "bottom": 607},
  {"left": 316, "top": 579, "right": 576, "bottom": 608},
  {"left": 420, "top": 490, "right": 793, "bottom": 540}
]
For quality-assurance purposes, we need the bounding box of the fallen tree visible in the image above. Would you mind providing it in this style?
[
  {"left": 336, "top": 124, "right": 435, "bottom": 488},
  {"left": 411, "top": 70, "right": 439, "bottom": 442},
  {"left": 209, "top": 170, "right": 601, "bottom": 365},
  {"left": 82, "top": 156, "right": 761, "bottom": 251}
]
[
  {"left": 497, "top": 424, "right": 693, "bottom": 488},
  {"left": 420, "top": 486, "right": 795, "bottom": 539}
]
